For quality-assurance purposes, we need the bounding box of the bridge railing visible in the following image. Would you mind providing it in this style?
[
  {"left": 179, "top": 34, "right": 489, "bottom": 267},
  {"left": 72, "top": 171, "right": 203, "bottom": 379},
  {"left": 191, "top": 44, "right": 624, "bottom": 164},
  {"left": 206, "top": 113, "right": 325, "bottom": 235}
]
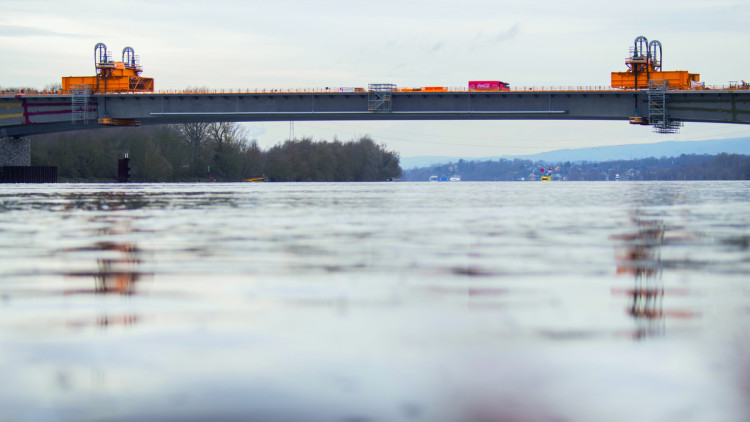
[
  {"left": 143, "top": 85, "right": 747, "bottom": 94},
  {"left": 3, "top": 85, "right": 749, "bottom": 97},
  {"left": 144, "top": 86, "right": 629, "bottom": 94}
]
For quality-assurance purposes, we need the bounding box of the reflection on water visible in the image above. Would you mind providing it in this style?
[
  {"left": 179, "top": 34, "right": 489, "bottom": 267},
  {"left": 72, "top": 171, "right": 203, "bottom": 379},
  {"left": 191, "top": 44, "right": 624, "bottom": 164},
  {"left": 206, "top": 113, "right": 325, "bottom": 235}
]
[
  {"left": 0, "top": 189, "right": 239, "bottom": 213},
  {"left": 66, "top": 314, "right": 140, "bottom": 330},
  {"left": 60, "top": 191, "right": 151, "bottom": 212},
  {"left": 58, "top": 216, "right": 152, "bottom": 332},
  {"left": 612, "top": 211, "right": 703, "bottom": 339},
  {"left": 63, "top": 218, "right": 152, "bottom": 296},
  {"left": 64, "top": 241, "right": 147, "bottom": 296},
  {"left": 613, "top": 214, "right": 667, "bottom": 338},
  {"left": 0, "top": 182, "right": 748, "bottom": 422}
]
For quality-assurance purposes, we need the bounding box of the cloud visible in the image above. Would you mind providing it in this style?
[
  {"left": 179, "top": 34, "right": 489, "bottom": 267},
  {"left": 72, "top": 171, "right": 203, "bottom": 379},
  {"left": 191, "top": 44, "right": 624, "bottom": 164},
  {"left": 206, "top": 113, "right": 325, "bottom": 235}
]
[
  {"left": 387, "top": 63, "right": 407, "bottom": 76},
  {"left": 468, "top": 24, "right": 521, "bottom": 52},
  {"left": 494, "top": 24, "right": 520, "bottom": 43},
  {"left": 0, "top": 25, "right": 87, "bottom": 38},
  {"left": 428, "top": 41, "right": 444, "bottom": 53},
  {"left": 243, "top": 124, "right": 267, "bottom": 139}
]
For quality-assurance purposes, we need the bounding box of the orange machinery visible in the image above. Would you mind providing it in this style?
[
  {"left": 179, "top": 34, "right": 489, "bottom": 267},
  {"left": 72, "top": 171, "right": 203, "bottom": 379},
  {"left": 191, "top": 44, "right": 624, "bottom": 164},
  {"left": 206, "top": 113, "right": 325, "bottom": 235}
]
[
  {"left": 611, "top": 36, "right": 700, "bottom": 90},
  {"left": 62, "top": 43, "right": 154, "bottom": 94},
  {"left": 399, "top": 87, "right": 449, "bottom": 92}
]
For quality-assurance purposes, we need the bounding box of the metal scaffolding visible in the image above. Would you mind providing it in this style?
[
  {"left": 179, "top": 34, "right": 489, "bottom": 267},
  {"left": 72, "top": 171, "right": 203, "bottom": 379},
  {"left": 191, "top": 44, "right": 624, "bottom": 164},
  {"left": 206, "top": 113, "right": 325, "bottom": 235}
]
[
  {"left": 368, "top": 83, "right": 397, "bottom": 112},
  {"left": 71, "top": 85, "right": 92, "bottom": 124},
  {"left": 648, "top": 80, "right": 681, "bottom": 134}
]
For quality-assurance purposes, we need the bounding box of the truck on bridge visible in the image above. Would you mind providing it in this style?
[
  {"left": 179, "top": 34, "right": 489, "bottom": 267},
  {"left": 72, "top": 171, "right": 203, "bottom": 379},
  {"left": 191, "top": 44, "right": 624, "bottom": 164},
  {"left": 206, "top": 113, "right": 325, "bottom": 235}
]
[{"left": 468, "top": 81, "right": 511, "bottom": 91}]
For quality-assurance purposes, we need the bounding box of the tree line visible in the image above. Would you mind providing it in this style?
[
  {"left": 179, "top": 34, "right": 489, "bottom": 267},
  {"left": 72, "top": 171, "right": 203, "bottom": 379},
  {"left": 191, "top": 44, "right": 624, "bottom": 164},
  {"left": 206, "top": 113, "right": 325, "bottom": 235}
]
[
  {"left": 30, "top": 123, "right": 402, "bottom": 182},
  {"left": 404, "top": 153, "right": 750, "bottom": 181}
]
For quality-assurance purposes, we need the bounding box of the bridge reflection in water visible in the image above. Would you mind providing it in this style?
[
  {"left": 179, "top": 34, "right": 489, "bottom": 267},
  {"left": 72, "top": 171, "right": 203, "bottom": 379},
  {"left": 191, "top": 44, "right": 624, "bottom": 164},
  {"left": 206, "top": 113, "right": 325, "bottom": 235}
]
[
  {"left": 64, "top": 239, "right": 146, "bottom": 296},
  {"left": 61, "top": 193, "right": 152, "bottom": 329},
  {"left": 612, "top": 213, "right": 696, "bottom": 339}
]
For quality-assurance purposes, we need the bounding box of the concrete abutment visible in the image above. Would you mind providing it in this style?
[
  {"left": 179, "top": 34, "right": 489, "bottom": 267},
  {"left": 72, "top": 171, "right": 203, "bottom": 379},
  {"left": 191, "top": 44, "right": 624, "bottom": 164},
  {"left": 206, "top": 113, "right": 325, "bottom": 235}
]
[{"left": 0, "top": 137, "right": 31, "bottom": 167}]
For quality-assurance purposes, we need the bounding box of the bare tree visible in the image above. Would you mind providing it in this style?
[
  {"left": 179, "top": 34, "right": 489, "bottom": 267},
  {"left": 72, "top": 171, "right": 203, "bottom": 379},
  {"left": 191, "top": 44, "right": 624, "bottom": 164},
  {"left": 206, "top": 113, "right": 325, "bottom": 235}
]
[
  {"left": 173, "top": 122, "right": 210, "bottom": 165},
  {"left": 44, "top": 82, "right": 63, "bottom": 93},
  {"left": 171, "top": 86, "right": 213, "bottom": 168},
  {"left": 208, "top": 122, "right": 247, "bottom": 153}
]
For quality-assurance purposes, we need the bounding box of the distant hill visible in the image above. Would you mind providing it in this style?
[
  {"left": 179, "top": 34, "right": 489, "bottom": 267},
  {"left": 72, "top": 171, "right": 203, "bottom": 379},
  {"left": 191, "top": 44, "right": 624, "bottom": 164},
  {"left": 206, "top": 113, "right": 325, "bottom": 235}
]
[
  {"left": 400, "top": 138, "right": 750, "bottom": 169},
  {"left": 403, "top": 152, "right": 750, "bottom": 182},
  {"left": 507, "top": 138, "right": 750, "bottom": 163}
]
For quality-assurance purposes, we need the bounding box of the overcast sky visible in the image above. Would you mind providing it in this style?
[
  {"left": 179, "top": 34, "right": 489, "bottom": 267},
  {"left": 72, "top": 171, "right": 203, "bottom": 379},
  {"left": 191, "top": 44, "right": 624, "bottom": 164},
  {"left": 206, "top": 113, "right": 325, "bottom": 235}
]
[{"left": 2, "top": 0, "right": 750, "bottom": 157}]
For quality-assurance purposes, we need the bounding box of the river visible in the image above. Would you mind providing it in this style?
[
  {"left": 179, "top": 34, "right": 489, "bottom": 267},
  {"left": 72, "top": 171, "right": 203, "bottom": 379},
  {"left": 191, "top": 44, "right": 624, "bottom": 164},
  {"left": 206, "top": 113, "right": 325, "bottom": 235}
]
[{"left": 1, "top": 181, "right": 749, "bottom": 422}]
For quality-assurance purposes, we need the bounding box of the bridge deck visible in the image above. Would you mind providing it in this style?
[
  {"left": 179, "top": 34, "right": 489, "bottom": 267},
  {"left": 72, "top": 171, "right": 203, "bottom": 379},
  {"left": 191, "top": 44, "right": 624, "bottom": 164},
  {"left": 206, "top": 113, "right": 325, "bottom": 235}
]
[{"left": 2, "top": 88, "right": 750, "bottom": 138}]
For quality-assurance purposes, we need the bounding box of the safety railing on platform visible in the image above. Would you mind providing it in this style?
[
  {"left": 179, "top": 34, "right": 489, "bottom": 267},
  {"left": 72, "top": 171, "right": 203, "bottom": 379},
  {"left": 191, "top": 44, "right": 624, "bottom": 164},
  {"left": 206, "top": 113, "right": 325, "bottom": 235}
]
[{"left": 2, "top": 85, "right": 749, "bottom": 96}]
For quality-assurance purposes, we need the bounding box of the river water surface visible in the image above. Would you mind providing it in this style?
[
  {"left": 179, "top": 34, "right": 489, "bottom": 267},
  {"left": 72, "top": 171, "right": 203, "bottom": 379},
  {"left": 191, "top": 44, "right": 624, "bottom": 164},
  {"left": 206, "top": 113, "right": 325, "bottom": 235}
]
[{"left": 1, "top": 181, "right": 749, "bottom": 422}]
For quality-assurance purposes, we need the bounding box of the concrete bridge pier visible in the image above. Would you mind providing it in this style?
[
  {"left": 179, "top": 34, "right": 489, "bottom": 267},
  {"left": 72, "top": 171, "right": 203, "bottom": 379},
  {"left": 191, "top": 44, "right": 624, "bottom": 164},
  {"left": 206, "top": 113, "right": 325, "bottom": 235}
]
[{"left": 0, "top": 137, "right": 31, "bottom": 166}]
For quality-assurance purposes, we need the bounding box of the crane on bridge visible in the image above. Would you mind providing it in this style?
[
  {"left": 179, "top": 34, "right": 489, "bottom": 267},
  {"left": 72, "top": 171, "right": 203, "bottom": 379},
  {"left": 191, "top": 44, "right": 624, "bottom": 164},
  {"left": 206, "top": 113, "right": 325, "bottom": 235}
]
[
  {"left": 611, "top": 36, "right": 701, "bottom": 90},
  {"left": 611, "top": 36, "right": 704, "bottom": 133},
  {"left": 62, "top": 43, "right": 154, "bottom": 95}
]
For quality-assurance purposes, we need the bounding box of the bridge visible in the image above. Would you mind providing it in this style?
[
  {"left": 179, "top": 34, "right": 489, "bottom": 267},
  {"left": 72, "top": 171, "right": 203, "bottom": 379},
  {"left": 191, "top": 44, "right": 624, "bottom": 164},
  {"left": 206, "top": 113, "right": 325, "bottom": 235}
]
[
  {"left": 5, "top": 36, "right": 750, "bottom": 168},
  {"left": 2, "top": 85, "right": 750, "bottom": 166},
  {"left": 3, "top": 85, "right": 750, "bottom": 136}
]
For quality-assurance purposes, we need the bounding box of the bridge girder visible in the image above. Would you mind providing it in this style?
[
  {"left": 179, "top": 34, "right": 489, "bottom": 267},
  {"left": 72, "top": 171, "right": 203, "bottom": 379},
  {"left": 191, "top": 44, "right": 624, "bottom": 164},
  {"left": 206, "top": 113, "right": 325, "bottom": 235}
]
[{"left": 2, "top": 90, "right": 750, "bottom": 138}]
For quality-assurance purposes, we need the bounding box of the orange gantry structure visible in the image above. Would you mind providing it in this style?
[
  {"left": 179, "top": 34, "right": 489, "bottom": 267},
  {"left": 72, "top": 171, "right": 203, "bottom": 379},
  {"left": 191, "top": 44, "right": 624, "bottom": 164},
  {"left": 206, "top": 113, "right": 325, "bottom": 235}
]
[
  {"left": 611, "top": 36, "right": 701, "bottom": 90},
  {"left": 41, "top": 37, "right": 745, "bottom": 97},
  {"left": 62, "top": 43, "right": 154, "bottom": 94}
]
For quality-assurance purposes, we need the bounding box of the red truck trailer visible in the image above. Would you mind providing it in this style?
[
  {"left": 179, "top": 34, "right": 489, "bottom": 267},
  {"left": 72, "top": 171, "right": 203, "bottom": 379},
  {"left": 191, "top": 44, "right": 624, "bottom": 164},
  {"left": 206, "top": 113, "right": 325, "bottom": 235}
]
[{"left": 468, "top": 81, "right": 510, "bottom": 91}]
